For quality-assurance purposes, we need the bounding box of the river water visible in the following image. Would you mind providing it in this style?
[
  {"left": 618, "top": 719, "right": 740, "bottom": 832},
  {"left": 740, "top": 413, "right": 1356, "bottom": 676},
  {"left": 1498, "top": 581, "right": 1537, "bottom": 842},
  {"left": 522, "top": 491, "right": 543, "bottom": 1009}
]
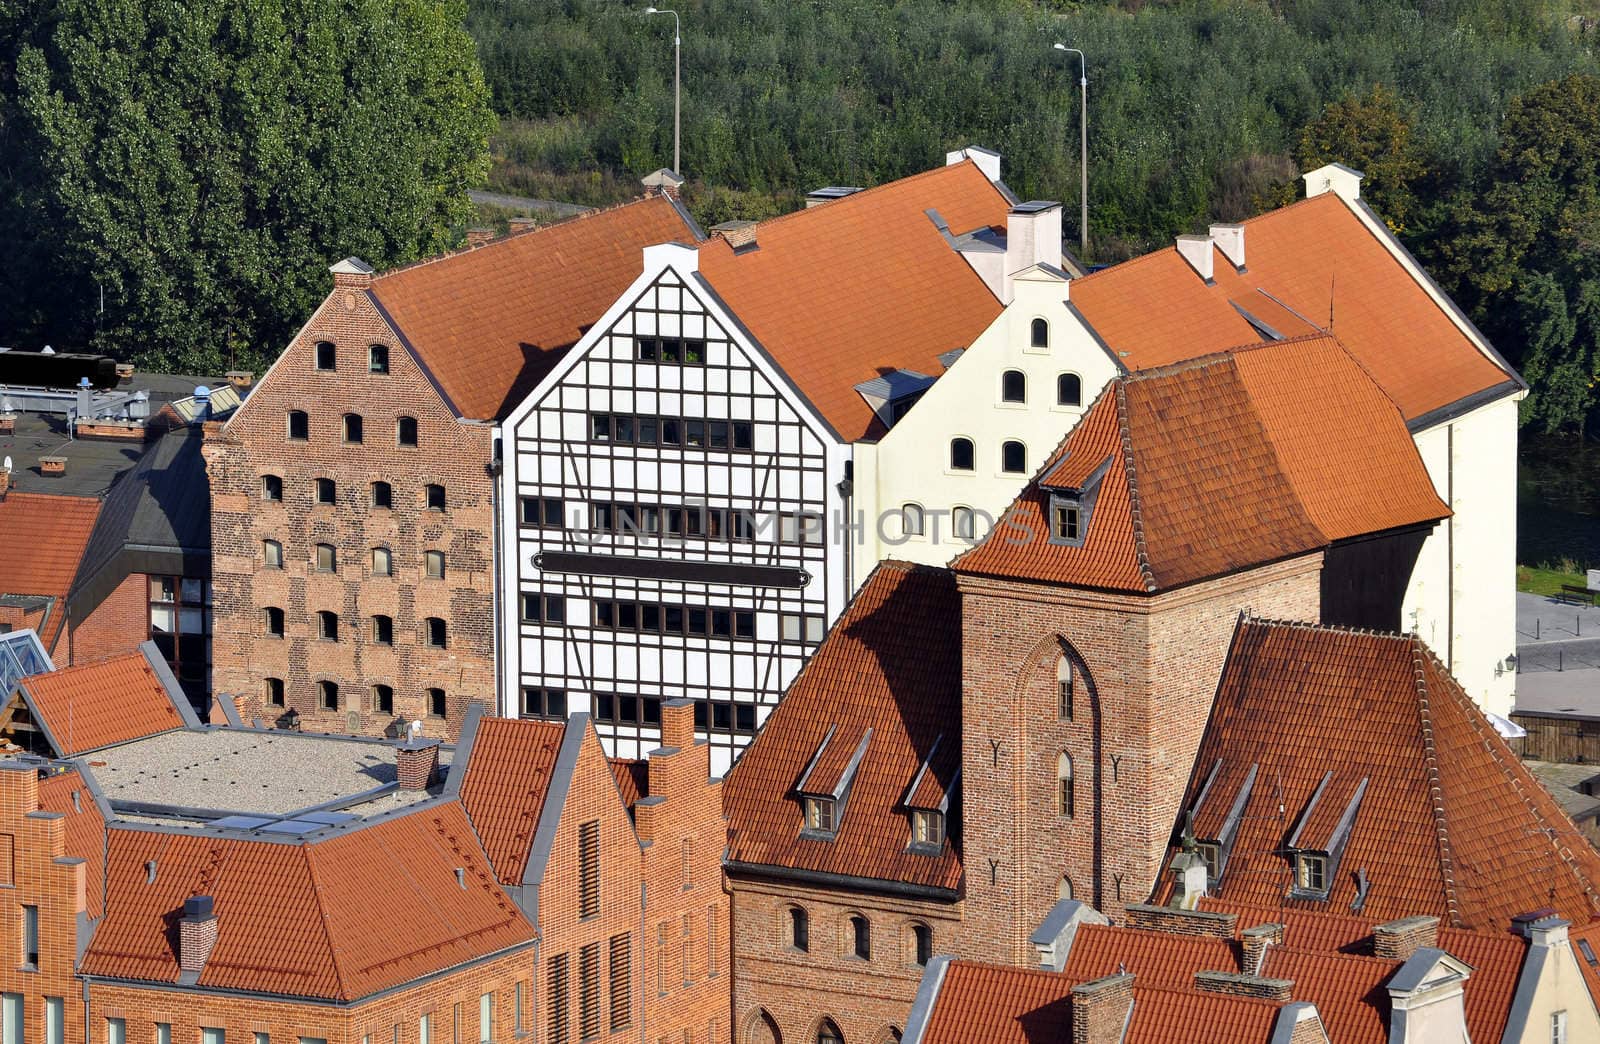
[{"left": 1519, "top": 433, "right": 1600, "bottom": 571}]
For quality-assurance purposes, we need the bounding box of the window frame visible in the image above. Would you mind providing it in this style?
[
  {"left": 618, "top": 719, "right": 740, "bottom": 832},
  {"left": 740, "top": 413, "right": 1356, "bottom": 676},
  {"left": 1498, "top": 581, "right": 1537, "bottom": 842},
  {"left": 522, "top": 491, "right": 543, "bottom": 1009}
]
[
  {"left": 264, "top": 606, "right": 285, "bottom": 638},
  {"left": 424, "top": 550, "right": 446, "bottom": 580},
  {"left": 372, "top": 614, "right": 394, "bottom": 645},
  {"left": 1001, "top": 440, "right": 1027, "bottom": 475},
  {"left": 342, "top": 413, "right": 364, "bottom": 444},
  {"left": 1057, "top": 372, "right": 1083, "bottom": 407},
  {"left": 1000, "top": 369, "right": 1027, "bottom": 404},
  {"left": 287, "top": 410, "right": 309, "bottom": 441},
  {"left": 316, "top": 610, "right": 339, "bottom": 642},
  {"left": 397, "top": 416, "right": 419, "bottom": 448},
  {"left": 315, "top": 543, "right": 337, "bottom": 573},
  {"left": 368, "top": 344, "right": 390, "bottom": 375},
  {"left": 318, "top": 680, "right": 339, "bottom": 711},
  {"left": 1030, "top": 317, "right": 1050, "bottom": 349},
  {"left": 314, "top": 341, "right": 336, "bottom": 371},
  {"left": 263, "top": 539, "right": 284, "bottom": 569},
  {"left": 427, "top": 688, "right": 447, "bottom": 718},
  {"left": 425, "top": 483, "right": 446, "bottom": 511},
  {"left": 371, "top": 481, "right": 392, "bottom": 509},
  {"left": 315, "top": 477, "right": 336, "bottom": 505},
  {"left": 261, "top": 474, "right": 283, "bottom": 502},
  {"left": 371, "top": 546, "right": 393, "bottom": 577},
  {"left": 949, "top": 436, "right": 975, "bottom": 472},
  {"left": 424, "top": 616, "right": 447, "bottom": 649}
]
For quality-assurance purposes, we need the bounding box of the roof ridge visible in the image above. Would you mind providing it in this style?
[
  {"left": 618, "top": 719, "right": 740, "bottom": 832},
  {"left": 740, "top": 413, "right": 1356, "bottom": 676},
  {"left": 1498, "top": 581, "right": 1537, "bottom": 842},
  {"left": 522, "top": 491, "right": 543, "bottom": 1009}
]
[
  {"left": 1415, "top": 640, "right": 1600, "bottom": 920},
  {"left": 1410, "top": 634, "right": 1464, "bottom": 928},
  {"left": 300, "top": 839, "right": 354, "bottom": 1001},
  {"left": 371, "top": 195, "right": 675, "bottom": 282},
  {"left": 722, "top": 160, "right": 1004, "bottom": 238},
  {"left": 1113, "top": 380, "right": 1158, "bottom": 593}
]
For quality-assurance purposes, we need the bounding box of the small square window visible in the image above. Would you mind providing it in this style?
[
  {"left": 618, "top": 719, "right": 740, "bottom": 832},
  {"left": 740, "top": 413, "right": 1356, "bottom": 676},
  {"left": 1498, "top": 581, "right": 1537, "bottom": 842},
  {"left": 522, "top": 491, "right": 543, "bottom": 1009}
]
[
  {"left": 315, "top": 477, "right": 336, "bottom": 505},
  {"left": 425, "top": 617, "right": 447, "bottom": 648},
  {"left": 264, "top": 606, "right": 284, "bottom": 637},
  {"left": 287, "top": 411, "right": 309, "bottom": 441},
  {"left": 315, "top": 341, "right": 336, "bottom": 370},
  {"left": 317, "top": 610, "right": 339, "bottom": 641},
  {"left": 316, "top": 543, "right": 337, "bottom": 572},
  {"left": 1296, "top": 854, "right": 1328, "bottom": 892},
  {"left": 371, "top": 481, "right": 392, "bottom": 508},
  {"left": 343, "top": 414, "right": 363, "bottom": 443},
  {"left": 372, "top": 615, "right": 394, "bottom": 645},
  {"left": 263, "top": 540, "right": 284, "bottom": 569},
  {"left": 318, "top": 680, "right": 339, "bottom": 710},
  {"left": 426, "top": 484, "right": 446, "bottom": 511},
  {"left": 262, "top": 475, "right": 283, "bottom": 501},
  {"left": 804, "top": 797, "right": 836, "bottom": 833},
  {"left": 1054, "top": 505, "right": 1079, "bottom": 541},
  {"left": 425, "top": 550, "right": 445, "bottom": 579},
  {"left": 912, "top": 810, "right": 944, "bottom": 847},
  {"left": 371, "top": 547, "right": 392, "bottom": 576},
  {"left": 373, "top": 685, "right": 394, "bottom": 714},
  {"left": 369, "top": 344, "right": 390, "bottom": 374}
]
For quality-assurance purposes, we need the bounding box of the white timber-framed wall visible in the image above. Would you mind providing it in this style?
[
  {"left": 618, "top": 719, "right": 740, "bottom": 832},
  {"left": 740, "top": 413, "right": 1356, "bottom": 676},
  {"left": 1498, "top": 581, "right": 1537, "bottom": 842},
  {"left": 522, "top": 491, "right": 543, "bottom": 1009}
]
[{"left": 497, "top": 242, "right": 851, "bottom": 775}]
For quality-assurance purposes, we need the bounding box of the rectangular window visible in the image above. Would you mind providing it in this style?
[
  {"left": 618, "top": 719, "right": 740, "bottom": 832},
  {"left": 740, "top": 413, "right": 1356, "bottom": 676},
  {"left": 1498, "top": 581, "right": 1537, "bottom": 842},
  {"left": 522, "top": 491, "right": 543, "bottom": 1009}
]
[
  {"left": 514, "top": 982, "right": 525, "bottom": 1035},
  {"left": 418, "top": 1015, "right": 429, "bottom": 1044},
  {"left": 521, "top": 687, "right": 567, "bottom": 720},
  {"left": 479, "top": 994, "right": 492, "bottom": 1044},
  {"left": 1553, "top": 1010, "right": 1567, "bottom": 1044},
  {"left": 1, "top": 995, "right": 19, "bottom": 1044},
  {"left": 316, "top": 544, "right": 336, "bottom": 572},
  {"left": 1054, "top": 505, "right": 1080, "bottom": 541},
  {"left": 315, "top": 341, "right": 336, "bottom": 370},
  {"left": 521, "top": 594, "right": 566, "bottom": 625},
  {"left": 607, "top": 934, "right": 631, "bottom": 1032},
  {"left": 804, "top": 797, "right": 835, "bottom": 832},
  {"left": 45, "top": 1002, "right": 62, "bottom": 1044},
  {"left": 157, "top": 1025, "right": 171, "bottom": 1044},
  {"left": 369, "top": 344, "right": 389, "bottom": 374},
  {"left": 578, "top": 820, "right": 600, "bottom": 918},
  {"left": 681, "top": 914, "right": 692, "bottom": 986},
  {"left": 253, "top": 1035, "right": 268, "bottom": 1044},
  {"left": 779, "top": 613, "right": 825, "bottom": 644},
  {"left": 22, "top": 905, "right": 38, "bottom": 967},
  {"left": 108, "top": 1020, "right": 126, "bottom": 1044},
  {"left": 588, "top": 412, "right": 750, "bottom": 451},
  {"left": 519, "top": 497, "right": 565, "bottom": 528},
  {"left": 707, "top": 907, "right": 719, "bottom": 978},
  {"left": 913, "top": 810, "right": 945, "bottom": 846},
  {"left": 425, "top": 550, "right": 445, "bottom": 579},
  {"left": 547, "top": 953, "right": 569, "bottom": 1044},
  {"left": 578, "top": 943, "right": 600, "bottom": 1041},
  {"left": 1297, "top": 854, "right": 1327, "bottom": 892},
  {"left": 199, "top": 1031, "right": 223, "bottom": 1044}
]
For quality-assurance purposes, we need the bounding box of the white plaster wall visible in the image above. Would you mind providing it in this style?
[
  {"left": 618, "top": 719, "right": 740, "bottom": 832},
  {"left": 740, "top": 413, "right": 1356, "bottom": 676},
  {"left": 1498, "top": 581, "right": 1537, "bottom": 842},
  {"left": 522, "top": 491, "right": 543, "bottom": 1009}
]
[
  {"left": 1404, "top": 395, "right": 1519, "bottom": 717},
  {"left": 1507, "top": 944, "right": 1600, "bottom": 1044},
  {"left": 852, "top": 270, "right": 1123, "bottom": 580}
]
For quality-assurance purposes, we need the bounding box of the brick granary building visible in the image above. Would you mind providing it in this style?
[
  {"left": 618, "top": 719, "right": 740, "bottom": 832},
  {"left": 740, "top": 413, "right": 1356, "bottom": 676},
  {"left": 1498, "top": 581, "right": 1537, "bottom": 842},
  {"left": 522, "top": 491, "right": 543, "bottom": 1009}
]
[{"left": 0, "top": 650, "right": 726, "bottom": 1044}]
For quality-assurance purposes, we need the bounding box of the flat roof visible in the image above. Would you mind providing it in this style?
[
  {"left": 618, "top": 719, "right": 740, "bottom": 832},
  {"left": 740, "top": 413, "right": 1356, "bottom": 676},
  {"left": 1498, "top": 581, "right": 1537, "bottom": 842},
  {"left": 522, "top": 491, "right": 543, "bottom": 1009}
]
[{"left": 87, "top": 727, "right": 451, "bottom": 821}]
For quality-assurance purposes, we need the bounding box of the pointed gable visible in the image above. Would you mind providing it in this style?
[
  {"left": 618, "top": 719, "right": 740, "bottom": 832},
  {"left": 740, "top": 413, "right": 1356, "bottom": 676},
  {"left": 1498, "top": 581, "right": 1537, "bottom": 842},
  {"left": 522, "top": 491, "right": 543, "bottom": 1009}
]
[
  {"left": 456, "top": 717, "right": 568, "bottom": 885},
  {"left": 13, "top": 647, "right": 188, "bottom": 756}
]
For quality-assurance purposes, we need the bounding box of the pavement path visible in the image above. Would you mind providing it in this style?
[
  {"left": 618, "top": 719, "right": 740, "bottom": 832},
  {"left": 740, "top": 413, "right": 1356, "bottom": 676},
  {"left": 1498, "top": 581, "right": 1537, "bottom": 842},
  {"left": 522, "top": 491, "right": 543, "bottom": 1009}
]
[
  {"left": 1514, "top": 590, "right": 1600, "bottom": 714},
  {"left": 468, "top": 190, "right": 594, "bottom": 219}
]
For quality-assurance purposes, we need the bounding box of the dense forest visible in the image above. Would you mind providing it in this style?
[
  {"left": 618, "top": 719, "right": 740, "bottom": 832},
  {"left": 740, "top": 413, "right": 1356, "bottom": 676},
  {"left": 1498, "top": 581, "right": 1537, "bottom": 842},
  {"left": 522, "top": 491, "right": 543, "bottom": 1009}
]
[{"left": 467, "top": 0, "right": 1600, "bottom": 433}]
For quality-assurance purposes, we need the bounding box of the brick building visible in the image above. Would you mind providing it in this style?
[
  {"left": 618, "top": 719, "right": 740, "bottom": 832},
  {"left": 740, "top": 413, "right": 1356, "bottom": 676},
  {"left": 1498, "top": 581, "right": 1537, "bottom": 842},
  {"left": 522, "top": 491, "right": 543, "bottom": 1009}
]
[
  {"left": 0, "top": 652, "right": 726, "bottom": 1044},
  {"left": 204, "top": 195, "right": 698, "bottom": 738}
]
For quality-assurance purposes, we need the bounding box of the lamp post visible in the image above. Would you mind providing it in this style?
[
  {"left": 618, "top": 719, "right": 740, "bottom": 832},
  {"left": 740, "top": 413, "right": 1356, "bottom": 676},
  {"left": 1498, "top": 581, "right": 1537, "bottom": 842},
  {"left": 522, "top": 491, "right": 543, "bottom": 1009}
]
[
  {"left": 1053, "top": 43, "right": 1088, "bottom": 256},
  {"left": 646, "top": 6, "right": 681, "bottom": 177}
]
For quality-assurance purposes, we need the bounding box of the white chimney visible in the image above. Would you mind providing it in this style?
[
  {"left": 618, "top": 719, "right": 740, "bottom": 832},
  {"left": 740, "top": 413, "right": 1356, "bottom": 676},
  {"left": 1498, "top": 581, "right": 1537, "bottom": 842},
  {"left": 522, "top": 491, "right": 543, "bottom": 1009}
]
[
  {"left": 1168, "top": 849, "right": 1209, "bottom": 910},
  {"left": 1302, "top": 162, "right": 1363, "bottom": 203},
  {"left": 1175, "top": 234, "right": 1215, "bottom": 282},
  {"left": 945, "top": 146, "right": 1002, "bottom": 184},
  {"left": 1210, "top": 224, "right": 1245, "bottom": 270},
  {"left": 1003, "top": 202, "right": 1062, "bottom": 304}
]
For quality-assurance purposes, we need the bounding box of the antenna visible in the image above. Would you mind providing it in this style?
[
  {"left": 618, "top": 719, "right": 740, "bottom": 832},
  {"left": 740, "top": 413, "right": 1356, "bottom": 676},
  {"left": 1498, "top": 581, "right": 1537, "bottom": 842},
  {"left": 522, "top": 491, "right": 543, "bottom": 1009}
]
[{"left": 1328, "top": 275, "right": 1336, "bottom": 331}]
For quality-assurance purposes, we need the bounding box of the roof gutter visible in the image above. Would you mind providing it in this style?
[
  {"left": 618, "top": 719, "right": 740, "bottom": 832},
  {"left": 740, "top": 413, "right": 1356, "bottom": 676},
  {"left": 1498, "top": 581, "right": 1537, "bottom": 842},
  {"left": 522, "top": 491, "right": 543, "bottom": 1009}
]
[{"left": 723, "top": 859, "right": 960, "bottom": 902}]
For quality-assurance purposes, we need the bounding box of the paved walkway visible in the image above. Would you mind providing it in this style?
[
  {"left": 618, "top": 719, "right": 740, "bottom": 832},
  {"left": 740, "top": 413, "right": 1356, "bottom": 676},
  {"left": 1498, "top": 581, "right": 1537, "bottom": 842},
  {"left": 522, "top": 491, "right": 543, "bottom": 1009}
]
[
  {"left": 1515, "top": 590, "right": 1600, "bottom": 714},
  {"left": 468, "top": 190, "right": 594, "bottom": 219}
]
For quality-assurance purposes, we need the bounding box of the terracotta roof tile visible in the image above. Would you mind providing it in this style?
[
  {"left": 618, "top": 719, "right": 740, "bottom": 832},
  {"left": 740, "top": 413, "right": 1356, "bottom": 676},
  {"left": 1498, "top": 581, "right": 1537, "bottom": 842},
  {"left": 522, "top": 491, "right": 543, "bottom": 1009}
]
[
  {"left": 0, "top": 492, "right": 101, "bottom": 649},
  {"left": 724, "top": 562, "right": 961, "bottom": 891},
  {"left": 1261, "top": 947, "right": 1392, "bottom": 1043},
  {"left": 81, "top": 804, "right": 532, "bottom": 1000},
  {"left": 371, "top": 197, "right": 698, "bottom": 420},
  {"left": 37, "top": 769, "right": 106, "bottom": 918},
  {"left": 1435, "top": 927, "right": 1526, "bottom": 1043},
  {"left": 1071, "top": 193, "right": 1516, "bottom": 421},
  {"left": 18, "top": 651, "right": 185, "bottom": 755},
  {"left": 1163, "top": 619, "right": 1600, "bottom": 930},
  {"left": 954, "top": 336, "right": 1445, "bottom": 592},
  {"left": 457, "top": 717, "right": 567, "bottom": 885},
  {"left": 699, "top": 162, "right": 1008, "bottom": 440},
  {"left": 1061, "top": 923, "right": 1240, "bottom": 988},
  {"left": 610, "top": 757, "right": 648, "bottom": 809}
]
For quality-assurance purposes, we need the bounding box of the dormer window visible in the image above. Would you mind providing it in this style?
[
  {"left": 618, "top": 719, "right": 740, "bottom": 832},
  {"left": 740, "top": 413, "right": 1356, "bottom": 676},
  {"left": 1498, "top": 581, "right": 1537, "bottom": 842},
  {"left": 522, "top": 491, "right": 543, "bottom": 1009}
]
[
  {"left": 1296, "top": 853, "right": 1328, "bottom": 892},
  {"left": 1053, "top": 501, "right": 1080, "bottom": 541},
  {"left": 1197, "top": 842, "right": 1221, "bottom": 880},
  {"left": 796, "top": 724, "right": 871, "bottom": 840},
  {"left": 804, "top": 797, "right": 835, "bottom": 833},
  {"left": 911, "top": 810, "right": 944, "bottom": 847}
]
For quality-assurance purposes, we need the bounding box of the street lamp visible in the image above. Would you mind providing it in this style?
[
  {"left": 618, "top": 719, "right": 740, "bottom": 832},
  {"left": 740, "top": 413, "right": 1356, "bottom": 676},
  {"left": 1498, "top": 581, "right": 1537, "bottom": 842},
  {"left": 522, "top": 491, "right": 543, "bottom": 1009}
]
[
  {"left": 646, "top": 6, "right": 681, "bottom": 177},
  {"left": 1053, "top": 43, "right": 1088, "bottom": 256}
]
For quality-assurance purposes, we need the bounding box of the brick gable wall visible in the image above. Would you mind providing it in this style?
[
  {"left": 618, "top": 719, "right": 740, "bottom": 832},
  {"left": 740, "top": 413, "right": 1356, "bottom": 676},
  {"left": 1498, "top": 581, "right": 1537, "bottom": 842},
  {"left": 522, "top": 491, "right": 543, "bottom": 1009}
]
[
  {"left": 956, "top": 554, "right": 1323, "bottom": 965},
  {"left": 67, "top": 572, "right": 149, "bottom": 665},
  {"left": 204, "top": 279, "right": 494, "bottom": 739}
]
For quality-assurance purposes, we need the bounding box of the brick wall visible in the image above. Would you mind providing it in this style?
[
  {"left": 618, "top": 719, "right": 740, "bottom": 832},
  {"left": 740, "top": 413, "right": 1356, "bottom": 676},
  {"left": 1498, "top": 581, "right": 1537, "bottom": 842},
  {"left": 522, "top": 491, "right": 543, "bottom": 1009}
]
[
  {"left": 956, "top": 554, "right": 1322, "bottom": 964},
  {"left": 728, "top": 877, "right": 958, "bottom": 1044},
  {"left": 67, "top": 572, "right": 149, "bottom": 664},
  {"left": 204, "top": 273, "right": 495, "bottom": 741}
]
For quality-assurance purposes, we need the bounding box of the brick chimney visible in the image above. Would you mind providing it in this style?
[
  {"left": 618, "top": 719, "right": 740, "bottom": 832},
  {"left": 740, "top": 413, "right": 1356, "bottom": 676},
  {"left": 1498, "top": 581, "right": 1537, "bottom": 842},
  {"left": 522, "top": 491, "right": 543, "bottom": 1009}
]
[
  {"left": 179, "top": 895, "right": 219, "bottom": 974},
  {"left": 1193, "top": 970, "right": 1293, "bottom": 1002},
  {"left": 465, "top": 227, "right": 494, "bottom": 248},
  {"left": 396, "top": 739, "right": 441, "bottom": 790},
  {"left": 1175, "top": 234, "right": 1214, "bottom": 282},
  {"left": 329, "top": 257, "right": 374, "bottom": 290},
  {"left": 709, "top": 220, "right": 758, "bottom": 250},
  {"left": 224, "top": 370, "right": 254, "bottom": 390},
  {"left": 661, "top": 697, "right": 695, "bottom": 750},
  {"left": 1070, "top": 973, "right": 1134, "bottom": 1044},
  {"left": 1123, "top": 903, "right": 1237, "bottom": 939},
  {"left": 1241, "top": 922, "right": 1284, "bottom": 975},
  {"left": 1372, "top": 916, "right": 1438, "bottom": 960}
]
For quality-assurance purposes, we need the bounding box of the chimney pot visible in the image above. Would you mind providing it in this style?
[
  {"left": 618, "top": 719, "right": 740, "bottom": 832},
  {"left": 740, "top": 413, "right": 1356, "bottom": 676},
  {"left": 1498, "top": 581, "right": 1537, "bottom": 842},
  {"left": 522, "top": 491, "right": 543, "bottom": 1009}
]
[
  {"left": 1175, "top": 234, "right": 1215, "bottom": 282},
  {"left": 1241, "top": 923, "right": 1285, "bottom": 975},
  {"left": 396, "top": 739, "right": 440, "bottom": 790}
]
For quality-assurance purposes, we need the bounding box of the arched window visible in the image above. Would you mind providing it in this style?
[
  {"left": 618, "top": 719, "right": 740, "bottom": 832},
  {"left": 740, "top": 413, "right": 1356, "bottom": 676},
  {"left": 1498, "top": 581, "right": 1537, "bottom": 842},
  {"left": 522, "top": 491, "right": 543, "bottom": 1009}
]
[
  {"left": 1057, "top": 753, "right": 1075, "bottom": 818},
  {"left": 315, "top": 477, "right": 336, "bottom": 505},
  {"left": 1059, "top": 876, "right": 1074, "bottom": 900},
  {"left": 817, "top": 1019, "right": 844, "bottom": 1044},
  {"left": 317, "top": 611, "right": 339, "bottom": 641},
  {"left": 950, "top": 437, "right": 975, "bottom": 472},
  {"left": 850, "top": 915, "right": 871, "bottom": 960},
  {"left": 789, "top": 907, "right": 810, "bottom": 952},
  {"left": 264, "top": 606, "right": 284, "bottom": 637},
  {"left": 372, "top": 684, "right": 394, "bottom": 715},
  {"left": 1030, "top": 317, "right": 1050, "bottom": 349},
  {"left": 1001, "top": 369, "right": 1026, "bottom": 403},
  {"left": 425, "top": 617, "right": 447, "bottom": 648},
  {"left": 287, "top": 410, "right": 309, "bottom": 441},
  {"left": 1058, "top": 372, "right": 1083, "bottom": 407},
  {"left": 343, "top": 413, "right": 363, "bottom": 444},
  {"left": 953, "top": 506, "right": 976, "bottom": 541},
  {"left": 1002, "top": 440, "right": 1026, "bottom": 474},
  {"left": 371, "top": 547, "right": 393, "bottom": 576},
  {"left": 262, "top": 475, "right": 283, "bottom": 501},
  {"left": 397, "top": 416, "right": 418, "bottom": 447},
  {"left": 901, "top": 504, "right": 925, "bottom": 538},
  {"left": 262, "top": 539, "right": 283, "bottom": 569},
  {"left": 371, "top": 481, "right": 392, "bottom": 508},
  {"left": 1058, "top": 655, "right": 1075, "bottom": 720},
  {"left": 372, "top": 615, "right": 394, "bottom": 645},
  {"left": 368, "top": 344, "right": 390, "bottom": 374},
  {"left": 912, "top": 924, "right": 932, "bottom": 967},
  {"left": 314, "top": 341, "right": 336, "bottom": 371},
  {"left": 318, "top": 680, "right": 339, "bottom": 710}
]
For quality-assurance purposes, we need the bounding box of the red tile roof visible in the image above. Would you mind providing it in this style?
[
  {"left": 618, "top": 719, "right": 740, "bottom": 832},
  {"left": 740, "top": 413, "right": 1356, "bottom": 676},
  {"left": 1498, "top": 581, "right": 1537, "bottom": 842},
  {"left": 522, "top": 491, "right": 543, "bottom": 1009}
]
[
  {"left": 371, "top": 196, "right": 699, "bottom": 420},
  {"left": 38, "top": 769, "right": 106, "bottom": 918},
  {"left": 919, "top": 961, "right": 1285, "bottom": 1044},
  {"left": 610, "top": 757, "right": 648, "bottom": 809},
  {"left": 1061, "top": 924, "right": 1240, "bottom": 989},
  {"left": 18, "top": 650, "right": 185, "bottom": 755},
  {"left": 457, "top": 717, "right": 567, "bottom": 885},
  {"left": 0, "top": 492, "right": 101, "bottom": 649},
  {"left": 1260, "top": 947, "right": 1392, "bottom": 1043},
  {"left": 724, "top": 561, "right": 961, "bottom": 891},
  {"left": 81, "top": 804, "right": 532, "bottom": 1000},
  {"left": 1070, "top": 192, "right": 1518, "bottom": 421},
  {"left": 1435, "top": 927, "right": 1526, "bottom": 1044},
  {"left": 1162, "top": 619, "right": 1600, "bottom": 930},
  {"left": 954, "top": 336, "right": 1447, "bottom": 592},
  {"left": 699, "top": 161, "right": 1009, "bottom": 440}
]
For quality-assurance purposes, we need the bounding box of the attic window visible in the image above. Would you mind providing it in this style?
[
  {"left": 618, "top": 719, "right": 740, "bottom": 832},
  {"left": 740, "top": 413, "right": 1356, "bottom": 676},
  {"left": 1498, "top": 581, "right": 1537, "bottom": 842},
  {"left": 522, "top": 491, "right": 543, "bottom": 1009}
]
[
  {"left": 804, "top": 797, "right": 836, "bottom": 833},
  {"left": 1053, "top": 501, "right": 1080, "bottom": 541},
  {"left": 1295, "top": 853, "right": 1328, "bottom": 893},
  {"left": 1031, "top": 318, "right": 1049, "bottom": 349},
  {"left": 315, "top": 341, "right": 336, "bottom": 370},
  {"left": 912, "top": 810, "right": 945, "bottom": 847},
  {"left": 1197, "top": 842, "right": 1221, "bottom": 880},
  {"left": 1001, "top": 441, "right": 1026, "bottom": 474},
  {"left": 369, "top": 344, "right": 390, "bottom": 374},
  {"left": 950, "top": 438, "right": 975, "bottom": 472}
]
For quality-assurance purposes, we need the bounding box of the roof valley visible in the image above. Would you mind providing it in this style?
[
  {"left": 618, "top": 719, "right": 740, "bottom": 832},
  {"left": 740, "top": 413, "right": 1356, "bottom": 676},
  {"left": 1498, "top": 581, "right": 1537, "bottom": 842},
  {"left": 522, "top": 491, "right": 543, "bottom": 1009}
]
[
  {"left": 1113, "top": 381, "right": 1158, "bottom": 592},
  {"left": 1409, "top": 634, "right": 1464, "bottom": 928}
]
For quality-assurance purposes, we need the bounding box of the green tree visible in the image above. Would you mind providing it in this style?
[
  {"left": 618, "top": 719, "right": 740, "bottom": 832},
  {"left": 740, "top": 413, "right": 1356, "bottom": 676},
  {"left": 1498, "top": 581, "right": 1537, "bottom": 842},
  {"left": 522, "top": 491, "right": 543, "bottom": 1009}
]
[
  {"left": 1289, "top": 84, "right": 1426, "bottom": 233},
  {"left": 0, "top": 0, "right": 495, "bottom": 373}
]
